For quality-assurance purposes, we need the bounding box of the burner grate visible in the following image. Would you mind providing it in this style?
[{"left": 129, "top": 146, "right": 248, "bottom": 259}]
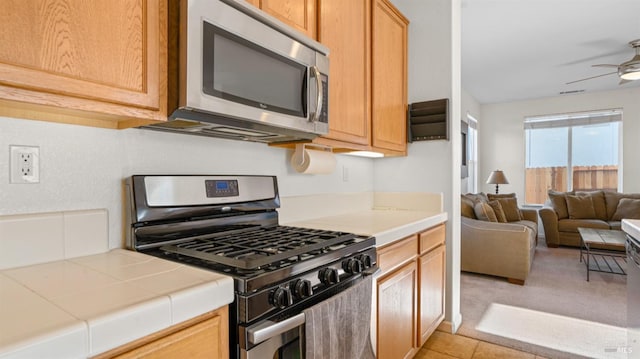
[{"left": 159, "top": 226, "right": 356, "bottom": 270}]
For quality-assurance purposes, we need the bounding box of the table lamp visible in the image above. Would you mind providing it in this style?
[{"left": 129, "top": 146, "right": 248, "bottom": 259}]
[{"left": 486, "top": 170, "right": 509, "bottom": 194}]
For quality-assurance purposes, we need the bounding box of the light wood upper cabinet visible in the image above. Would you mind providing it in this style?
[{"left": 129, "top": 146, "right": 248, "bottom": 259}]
[
  {"left": 316, "top": 0, "right": 371, "bottom": 145},
  {"left": 312, "top": 0, "right": 408, "bottom": 156},
  {"left": 0, "top": 0, "right": 167, "bottom": 129},
  {"left": 248, "top": 0, "right": 317, "bottom": 39},
  {"left": 372, "top": 0, "right": 408, "bottom": 153},
  {"left": 267, "top": 0, "right": 408, "bottom": 155}
]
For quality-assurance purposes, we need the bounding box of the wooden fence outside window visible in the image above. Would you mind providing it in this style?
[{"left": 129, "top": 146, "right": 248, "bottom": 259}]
[{"left": 525, "top": 165, "right": 618, "bottom": 204}]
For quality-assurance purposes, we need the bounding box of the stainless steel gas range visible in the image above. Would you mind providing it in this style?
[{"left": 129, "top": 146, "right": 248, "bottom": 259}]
[{"left": 125, "top": 175, "right": 377, "bottom": 358}]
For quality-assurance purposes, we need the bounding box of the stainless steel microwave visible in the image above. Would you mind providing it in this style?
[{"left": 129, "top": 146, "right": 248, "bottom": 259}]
[{"left": 144, "top": 0, "right": 330, "bottom": 143}]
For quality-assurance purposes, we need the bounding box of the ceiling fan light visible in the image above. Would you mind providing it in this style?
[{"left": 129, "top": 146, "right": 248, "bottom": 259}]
[
  {"left": 619, "top": 58, "right": 640, "bottom": 80},
  {"left": 620, "top": 68, "right": 640, "bottom": 80}
]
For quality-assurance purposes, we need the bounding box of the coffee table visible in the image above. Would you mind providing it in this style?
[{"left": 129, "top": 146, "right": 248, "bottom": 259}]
[{"left": 577, "top": 228, "right": 627, "bottom": 281}]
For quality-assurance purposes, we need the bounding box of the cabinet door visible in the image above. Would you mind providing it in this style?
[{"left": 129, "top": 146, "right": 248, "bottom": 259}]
[
  {"left": 418, "top": 245, "right": 446, "bottom": 346},
  {"left": 94, "top": 307, "right": 229, "bottom": 359},
  {"left": 317, "top": 0, "right": 371, "bottom": 145},
  {"left": 258, "top": 0, "right": 317, "bottom": 39},
  {"left": 0, "top": 0, "right": 166, "bottom": 127},
  {"left": 371, "top": 0, "right": 408, "bottom": 153},
  {"left": 377, "top": 260, "right": 417, "bottom": 359}
]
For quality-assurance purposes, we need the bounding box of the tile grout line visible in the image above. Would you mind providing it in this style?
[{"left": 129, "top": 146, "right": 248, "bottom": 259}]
[{"left": 470, "top": 339, "right": 480, "bottom": 359}]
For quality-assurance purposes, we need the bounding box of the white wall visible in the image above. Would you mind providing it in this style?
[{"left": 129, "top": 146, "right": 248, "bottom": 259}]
[
  {"left": 479, "top": 86, "right": 640, "bottom": 199},
  {"left": 0, "top": 116, "right": 374, "bottom": 248},
  {"left": 381, "top": 0, "right": 462, "bottom": 332}
]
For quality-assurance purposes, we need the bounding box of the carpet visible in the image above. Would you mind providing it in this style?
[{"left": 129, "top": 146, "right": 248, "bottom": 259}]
[{"left": 458, "top": 239, "right": 628, "bottom": 359}]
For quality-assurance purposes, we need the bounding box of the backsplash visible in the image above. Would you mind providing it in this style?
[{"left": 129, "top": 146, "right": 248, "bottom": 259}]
[
  {"left": 0, "top": 116, "right": 374, "bottom": 249},
  {"left": 0, "top": 209, "right": 108, "bottom": 269}
]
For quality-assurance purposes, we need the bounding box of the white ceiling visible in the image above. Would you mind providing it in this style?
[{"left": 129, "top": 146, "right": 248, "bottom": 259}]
[{"left": 461, "top": 0, "right": 640, "bottom": 104}]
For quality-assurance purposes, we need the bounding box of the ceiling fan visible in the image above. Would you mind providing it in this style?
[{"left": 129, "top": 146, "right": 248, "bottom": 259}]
[{"left": 566, "top": 39, "right": 640, "bottom": 85}]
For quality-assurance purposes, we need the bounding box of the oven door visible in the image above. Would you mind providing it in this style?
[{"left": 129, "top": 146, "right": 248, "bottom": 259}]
[{"left": 241, "top": 313, "right": 305, "bottom": 359}]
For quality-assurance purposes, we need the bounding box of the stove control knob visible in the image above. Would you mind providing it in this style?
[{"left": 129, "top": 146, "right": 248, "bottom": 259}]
[
  {"left": 270, "top": 287, "right": 293, "bottom": 309},
  {"left": 293, "top": 279, "right": 313, "bottom": 299},
  {"left": 343, "top": 258, "right": 363, "bottom": 274},
  {"left": 319, "top": 268, "right": 340, "bottom": 285},
  {"left": 359, "top": 254, "right": 373, "bottom": 269}
]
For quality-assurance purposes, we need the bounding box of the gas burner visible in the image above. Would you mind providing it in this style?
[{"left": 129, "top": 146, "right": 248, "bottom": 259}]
[{"left": 159, "top": 226, "right": 356, "bottom": 270}]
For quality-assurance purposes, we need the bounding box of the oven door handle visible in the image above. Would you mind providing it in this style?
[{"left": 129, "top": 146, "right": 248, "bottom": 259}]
[{"left": 248, "top": 313, "right": 306, "bottom": 345}]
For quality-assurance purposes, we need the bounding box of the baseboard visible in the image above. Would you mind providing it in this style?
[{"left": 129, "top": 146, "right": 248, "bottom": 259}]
[{"left": 437, "top": 312, "right": 463, "bottom": 333}]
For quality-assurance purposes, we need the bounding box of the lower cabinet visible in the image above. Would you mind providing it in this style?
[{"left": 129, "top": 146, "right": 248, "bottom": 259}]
[
  {"left": 419, "top": 244, "right": 446, "bottom": 344},
  {"left": 377, "top": 260, "right": 418, "bottom": 359},
  {"left": 376, "top": 223, "right": 446, "bottom": 359},
  {"left": 92, "top": 306, "right": 229, "bottom": 359}
]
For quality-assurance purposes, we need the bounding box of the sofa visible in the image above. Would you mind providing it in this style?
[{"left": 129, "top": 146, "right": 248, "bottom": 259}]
[
  {"left": 461, "top": 193, "right": 538, "bottom": 285},
  {"left": 539, "top": 190, "right": 640, "bottom": 248}
]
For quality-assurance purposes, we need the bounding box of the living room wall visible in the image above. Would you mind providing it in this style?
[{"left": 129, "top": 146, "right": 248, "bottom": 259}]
[{"left": 478, "top": 86, "right": 640, "bottom": 200}]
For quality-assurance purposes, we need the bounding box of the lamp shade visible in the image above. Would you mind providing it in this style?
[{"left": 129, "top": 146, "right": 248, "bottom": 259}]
[{"left": 486, "top": 170, "right": 509, "bottom": 185}]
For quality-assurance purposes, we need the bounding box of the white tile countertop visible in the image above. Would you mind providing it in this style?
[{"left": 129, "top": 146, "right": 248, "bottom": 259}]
[
  {"left": 288, "top": 209, "right": 448, "bottom": 247},
  {"left": 0, "top": 249, "right": 234, "bottom": 359},
  {"left": 0, "top": 192, "right": 446, "bottom": 358},
  {"left": 622, "top": 219, "right": 640, "bottom": 239},
  {"left": 280, "top": 192, "right": 448, "bottom": 247}
]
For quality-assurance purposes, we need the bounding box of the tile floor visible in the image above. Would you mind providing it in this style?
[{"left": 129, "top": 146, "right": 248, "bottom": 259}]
[{"left": 416, "top": 330, "right": 549, "bottom": 359}]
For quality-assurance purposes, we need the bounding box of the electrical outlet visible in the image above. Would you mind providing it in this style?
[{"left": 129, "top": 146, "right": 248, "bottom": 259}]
[
  {"left": 342, "top": 165, "right": 349, "bottom": 182},
  {"left": 10, "top": 146, "right": 40, "bottom": 184}
]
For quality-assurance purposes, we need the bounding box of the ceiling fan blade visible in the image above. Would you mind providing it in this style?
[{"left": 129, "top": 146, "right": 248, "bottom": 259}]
[
  {"left": 562, "top": 49, "right": 628, "bottom": 66},
  {"left": 565, "top": 71, "right": 618, "bottom": 85},
  {"left": 592, "top": 64, "right": 618, "bottom": 68}
]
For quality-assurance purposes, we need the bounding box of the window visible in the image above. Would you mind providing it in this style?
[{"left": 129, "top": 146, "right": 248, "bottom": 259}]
[
  {"left": 467, "top": 115, "right": 478, "bottom": 193},
  {"left": 524, "top": 110, "right": 622, "bottom": 204}
]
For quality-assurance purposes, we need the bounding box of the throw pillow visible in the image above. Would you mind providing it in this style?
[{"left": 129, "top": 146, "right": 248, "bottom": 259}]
[
  {"left": 548, "top": 190, "right": 572, "bottom": 219},
  {"left": 604, "top": 192, "right": 640, "bottom": 219},
  {"left": 465, "top": 192, "right": 488, "bottom": 204},
  {"left": 604, "top": 192, "right": 625, "bottom": 220},
  {"left": 496, "top": 197, "right": 523, "bottom": 222},
  {"left": 474, "top": 201, "right": 498, "bottom": 222},
  {"left": 461, "top": 195, "right": 477, "bottom": 219},
  {"left": 488, "top": 200, "right": 507, "bottom": 223},
  {"left": 575, "top": 191, "right": 607, "bottom": 220},
  {"left": 612, "top": 198, "right": 640, "bottom": 220},
  {"left": 566, "top": 195, "right": 596, "bottom": 219}
]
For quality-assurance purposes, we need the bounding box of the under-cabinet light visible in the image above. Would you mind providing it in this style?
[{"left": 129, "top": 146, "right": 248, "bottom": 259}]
[{"left": 342, "top": 151, "right": 385, "bottom": 158}]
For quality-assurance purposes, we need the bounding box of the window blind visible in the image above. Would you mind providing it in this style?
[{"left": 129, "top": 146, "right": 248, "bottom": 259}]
[{"left": 524, "top": 109, "right": 622, "bottom": 129}]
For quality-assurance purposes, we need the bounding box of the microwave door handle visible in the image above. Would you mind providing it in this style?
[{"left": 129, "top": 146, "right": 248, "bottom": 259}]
[{"left": 311, "top": 65, "right": 323, "bottom": 123}]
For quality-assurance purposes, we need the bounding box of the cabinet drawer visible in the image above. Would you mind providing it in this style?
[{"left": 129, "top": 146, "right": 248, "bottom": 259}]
[
  {"left": 378, "top": 234, "right": 418, "bottom": 275},
  {"left": 419, "top": 224, "right": 445, "bottom": 255}
]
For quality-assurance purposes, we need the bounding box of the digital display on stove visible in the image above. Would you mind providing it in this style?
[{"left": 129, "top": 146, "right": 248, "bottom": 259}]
[{"left": 205, "top": 179, "right": 239, "bottom": 197}]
